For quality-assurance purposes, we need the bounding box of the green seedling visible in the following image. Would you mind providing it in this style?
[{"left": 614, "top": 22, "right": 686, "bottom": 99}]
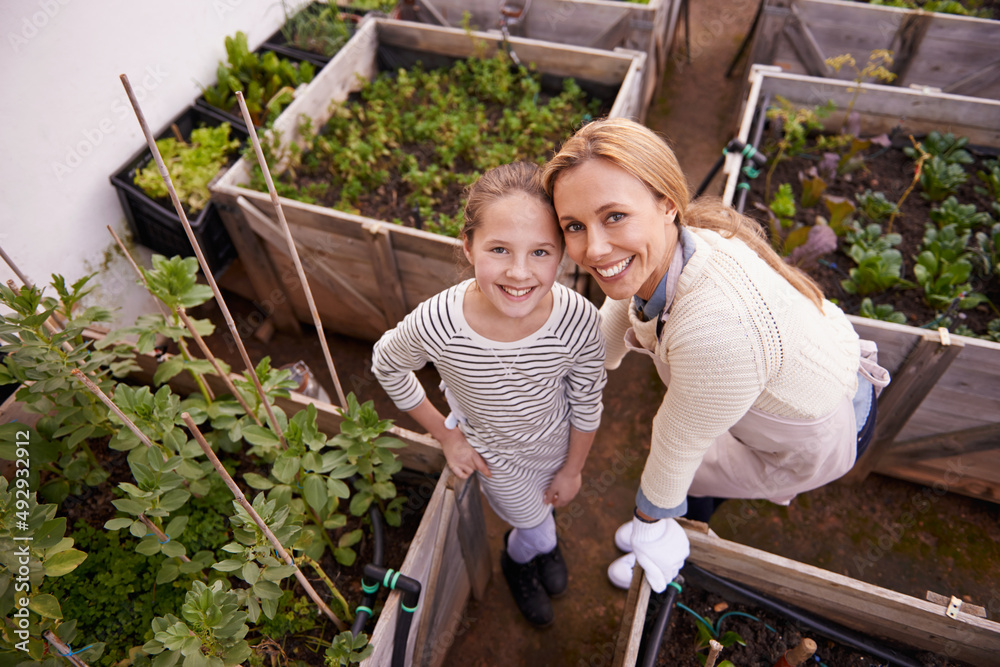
[{"left": 133, "top": 124, "right": 240, "bottom": 214}]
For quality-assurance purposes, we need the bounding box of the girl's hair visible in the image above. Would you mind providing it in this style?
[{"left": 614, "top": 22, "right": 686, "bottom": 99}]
[
  {"left": 541, "top": 118, "right": 824, "bottom": 309},
  {"left": 462, "top": 161, "right": 557, "bottom": 243}
]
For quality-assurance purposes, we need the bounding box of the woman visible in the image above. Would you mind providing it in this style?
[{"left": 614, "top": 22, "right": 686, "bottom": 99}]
[{"left": 541, "top": 118, "right": 888, "bottom": 592}]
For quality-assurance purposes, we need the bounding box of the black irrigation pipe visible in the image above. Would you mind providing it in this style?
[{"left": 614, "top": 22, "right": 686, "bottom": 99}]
[
  {"left": 695, "top": 138, "right": 768, "bottom": 200},
  {"left": 638, "top": 575, "right": 684, "bottom": 667},
  {"left": 363, "top": 563, "right": 422, "bottom": 667},
  {"left": 351, "top": 505, "right": 386, "bottom": 637},
  {"left": 734, "top": 93, "right": 771, "bottom": 215},
  {"left": 683, "top": 563, "right": 924, "bottom": 667}
]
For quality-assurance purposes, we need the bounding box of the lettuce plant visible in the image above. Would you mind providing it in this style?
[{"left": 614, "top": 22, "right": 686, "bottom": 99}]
[{"left": 914, "top": 224, "right": 988, "bottom": 311}]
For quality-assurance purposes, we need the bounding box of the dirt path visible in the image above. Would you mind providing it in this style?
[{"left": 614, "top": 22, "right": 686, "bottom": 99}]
[{"left": 438, "top": 2, "right": 763, "bottom": 664}]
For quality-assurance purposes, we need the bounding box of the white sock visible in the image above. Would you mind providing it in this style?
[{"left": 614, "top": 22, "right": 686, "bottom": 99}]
[{"left": 507, "top": 513, "right": 557, "bottom": 564}]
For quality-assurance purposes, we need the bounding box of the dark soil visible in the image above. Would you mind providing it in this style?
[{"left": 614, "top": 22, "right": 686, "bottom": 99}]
[
  {"left": 643, "top": 568, "right": 969, "bottom": 667},
  {"left": 744, "top": 135, "right": 999, "bottom": 337}
]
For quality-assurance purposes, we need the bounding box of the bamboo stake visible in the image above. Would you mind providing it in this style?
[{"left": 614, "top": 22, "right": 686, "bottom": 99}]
[
  {"left": 234, "top": 90, "right": 348, "bottom": 409},
  {"left": 705, "top": 639, "right": 723, "bottom": 667},
  {"left": 176, "top": 307, "right": 259, "bottom": 422},
  {"left": 180, "top": 412, "right": 347, "bottom": 631},
  {"left": 106, "top": 225, "right": 262, "bottom": 423},
  {"left": 119, "top": 73, "right": 287, "bottom": 448},
  {"left": 43, "top": 631, "right": 90, "bottom": 667},
  {"left": 0, "top": 243, "right": 33, "bottom": 288}
]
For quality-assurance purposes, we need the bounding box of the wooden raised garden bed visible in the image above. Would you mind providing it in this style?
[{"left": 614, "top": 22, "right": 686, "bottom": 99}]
[
  {"left": 400, "top": 0, "right": 683, "bottom": 121},
  {"left": 613, "top": 521, "right": 1000, "bottom": 666},
  {"left": 722, "top": 64, "right": 1000, "bottom": 504},
  {"left": 744, "top": 0, "right": 1000, "bottom": 99},
  {"left": 211, "top": 17, "right": 648, "bottom": 341}
]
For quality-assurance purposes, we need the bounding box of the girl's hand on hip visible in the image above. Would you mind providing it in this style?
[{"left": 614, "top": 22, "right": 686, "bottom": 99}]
[
  {"left": 544, "top": 469, "right": 582, "bottom": 508},
  {"left": 440, "top": 430, "right": 491, "bottom": 479}
]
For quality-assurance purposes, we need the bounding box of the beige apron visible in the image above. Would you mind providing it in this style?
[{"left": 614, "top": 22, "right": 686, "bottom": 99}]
[{"left": 625, "top": 237, "right": 890, "bottom": 505}]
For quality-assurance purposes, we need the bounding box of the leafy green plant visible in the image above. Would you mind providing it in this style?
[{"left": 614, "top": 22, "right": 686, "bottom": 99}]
[
  {"left": 974, "top": 222, "right": 1000, "bottom": 280},
  {"left": 914, "top": 224, "right": 988, "bottom": 311},
  {"left": 929, "top": 196, "right": 992, "bottom": 233},
  {"left": 855, "top": 189, "right": 897, "bottom": 224},
  {"left": 331, "top": 394, "right": 406, "bottom": 526},
  {"left": 325, "top": 630, "right": 374, "bottom": 666},
  {"left": 41, "top": 521, "right": 195, "bottom": 666},
  {"left": 0, "top": 478, "right": 97, "bottom": 661},
  {"left": 200, "top": 31, "right": 315, "bottom": 127},
  {"left": 763, "top": 97, "right": 834, "bottom": 197},
  {"left": 859, "top": 297, "right": 907, "bottom": 324},
  {"left": 0, "top": 275, "right": 137, "bottom": 501},
  {"left": 919, "top": 156, "right": 968, "bottom": 202},
  {"left": 904, "top": 131, "right": 974, "bottom": 166},
  {"left": 102, "top": 254, "right": 221, "bottom": 402},
  {"left": 976, "top": 158, "right": 1000, "bottom": 202},
  {"left": 211, "top": 492, "right": 307, "bottom": 623},
  {"left": 133, "top": 124, "right": 241, "bottom": 214},
  {"left": 280, "top": 1, "right": 356, "bottom": 57},
  {"left": 142, "top": 580, "right": 252, "bottom": 667},
  {"left": 841, "top": 223, "right": 913, "bottom": 296}
]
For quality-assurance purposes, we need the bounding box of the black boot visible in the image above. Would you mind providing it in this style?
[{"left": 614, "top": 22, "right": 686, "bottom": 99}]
[
  {"left": 501, "top": 531, "right": 554, "bottom": 627},
  {"left": 533, "top": 542, "right": 568, "bottom": 597}
]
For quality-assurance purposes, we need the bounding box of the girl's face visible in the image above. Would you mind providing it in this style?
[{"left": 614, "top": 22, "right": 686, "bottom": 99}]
[
  {"left": 463, "top": 192, "right": 562, "bottom": 326},
  {"left": 552, "top": 158, "right": 677, "bottom": 301}
]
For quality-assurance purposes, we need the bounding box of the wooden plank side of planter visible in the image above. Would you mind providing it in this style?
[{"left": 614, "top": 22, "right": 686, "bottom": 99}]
[
  {"left": 405, "top": 0, "right": 676, "bottom": 120},
  {"left": 893, "top": 336, "right": 1000, "bottom": 442},
  {"left": 612, "top": 567, "right": 651, "bottom": 667},
  {"left": 378, "top": 18, "right": 635, "bottom": 85},
  {"left": 680, "top": 524, "right": 1000, "bottom": 665},
  {"left": 363, "top": 470, "right": 476, "bottom": 667},
  {"left": 743, "top": 68, "right": 1000, "bottom": 146},
  {"left": 747, "top": 0, "right": 1000, "bottom": 99}
]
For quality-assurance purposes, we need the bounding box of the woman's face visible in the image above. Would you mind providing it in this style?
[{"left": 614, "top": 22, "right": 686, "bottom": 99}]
[{"left": 552, "top": 158, "right": 677, "bottom": 301}]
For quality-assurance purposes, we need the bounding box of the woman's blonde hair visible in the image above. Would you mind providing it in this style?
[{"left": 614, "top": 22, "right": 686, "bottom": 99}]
[{"left": 541, "top": 118, "right": 824, "bottom": 309}]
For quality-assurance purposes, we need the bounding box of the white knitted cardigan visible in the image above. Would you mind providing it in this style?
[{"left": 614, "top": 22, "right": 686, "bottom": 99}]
[{"left": 601, "top": 227, "right": 861, "bottom": 511}]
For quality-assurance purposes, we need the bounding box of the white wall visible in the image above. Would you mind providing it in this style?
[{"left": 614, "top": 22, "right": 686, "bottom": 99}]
[{"left": 0, "top": 0, "right": 306, "bottom": 325}]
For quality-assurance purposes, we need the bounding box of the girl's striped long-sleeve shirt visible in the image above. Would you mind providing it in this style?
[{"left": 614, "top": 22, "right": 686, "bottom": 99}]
[{"left": 371, "top": 280, "right": 607, "bottom": 451}]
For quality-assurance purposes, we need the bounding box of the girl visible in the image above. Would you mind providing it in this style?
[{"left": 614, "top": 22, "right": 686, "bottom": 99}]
[
  {"left": 542, "top": 118, "right": 889, "bottom": 593},
  {"left": 371, "top": 162, "right": 607, "bottom": 627}
]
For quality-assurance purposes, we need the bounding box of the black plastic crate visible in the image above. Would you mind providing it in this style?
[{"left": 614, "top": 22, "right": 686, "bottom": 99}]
[
  {"left": 109, "top": 106, "right": 248, "bottom": 276},
  {"left": 193, "top": 46, "right": 316, "bottom": 129},
  {"left": 260, "top": 4, "right": 365, "bottom": 67}
]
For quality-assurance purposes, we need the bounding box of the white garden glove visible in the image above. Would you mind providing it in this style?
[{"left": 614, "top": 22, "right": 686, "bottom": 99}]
[{"left": 629, "top": 517, "right": 690, "bottom": 593}]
